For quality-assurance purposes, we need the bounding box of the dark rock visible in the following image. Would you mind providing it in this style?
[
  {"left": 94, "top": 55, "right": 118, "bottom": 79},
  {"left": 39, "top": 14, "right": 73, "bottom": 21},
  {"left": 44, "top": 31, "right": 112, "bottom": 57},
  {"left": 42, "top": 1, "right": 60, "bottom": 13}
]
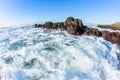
[
  {"left": 84, "top": 28, "right": 102, "bottom": 37},
  {"left": 35, "top": 24, "right": 43, "bottom": 28},
  {"left": 64, "top": 17, "right": 84, "bottom": 35},
  {"left": 35, "top": 17, "right": 84, "bottom": 35},
  {"left": 102, "top": 31, "right": 110, "bottom": 40},
  {"left": 66, "top": 17, "right": 74, "bottom": 21},
  {"left": 53, "top": 22, "right": 66, "bottom": 30},
  {"left": 34, "top": 17, "right": 120, "bottom": 44},
  {"left": 43, "top": 22, "right": 53, "bottom": 29}
]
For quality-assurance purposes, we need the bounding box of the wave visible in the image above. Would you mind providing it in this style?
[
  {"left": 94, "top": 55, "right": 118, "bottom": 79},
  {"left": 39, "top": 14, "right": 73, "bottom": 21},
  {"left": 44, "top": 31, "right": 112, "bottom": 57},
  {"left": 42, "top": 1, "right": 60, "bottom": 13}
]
[{"left": 0, "top": 25, "right": 120, "bottom": 80}]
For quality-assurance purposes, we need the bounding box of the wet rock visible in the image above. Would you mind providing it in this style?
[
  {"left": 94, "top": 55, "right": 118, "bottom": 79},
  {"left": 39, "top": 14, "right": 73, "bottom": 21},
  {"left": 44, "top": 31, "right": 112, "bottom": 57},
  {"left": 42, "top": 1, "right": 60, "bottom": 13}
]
[
  {"left": 101, "top": 31, "right": 120, "bottom": 44},
  {"left": 52, "top": 22, "right": 66, "bottom": 30},
  {"left": 66, "top": 17, "right": 74, "bottom": 21},
  {"left": 43, "top": 22, "right": 53, "bottom": 29},
  {"left": 35, "top": 17, "right": 120, "bottom": 44},
  {"left": 102, "top": 31, "right": 110, "bottom": 40},
  {"left": 35, "top": 24, "right": 43, "bottom": 28},
  {"left": 35, "top": 17, "right": 85, "bottom": 35},
  {"left": 97, "top": 25, "right": 120, "bottom": 30},
  {"left": 65, "top": 17, "right": 83, "bottom": 27},
  {"left": 84, "top": 28, "right": 102, "bottom": 37},
  {"left": 64, "top": 17, "right": 84, "bottom": 35}
]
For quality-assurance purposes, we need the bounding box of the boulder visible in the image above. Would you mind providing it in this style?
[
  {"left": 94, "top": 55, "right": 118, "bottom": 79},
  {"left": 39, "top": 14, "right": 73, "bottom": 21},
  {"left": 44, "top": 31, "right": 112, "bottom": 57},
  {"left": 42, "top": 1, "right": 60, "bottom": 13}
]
[
  {"left": 43, "top": 22, "right": 53, "bottom": 29},
  {"left": 35, "top": 24, "right": 43, "bottom": 28},
  {"left": 84, "top": 28, "right": 102, "bottom": 37},
  {"left": 52, "top": 22, "right": 66, "bottom": 30},
  {"left": 101, "top": 31, "right": 120, "bottom": 44},
  {"left": 66, "top": 17, "right": 74, "bottom": 21},
  {"left": 64, "top": 17, "right": 84, "bottom": 35}
]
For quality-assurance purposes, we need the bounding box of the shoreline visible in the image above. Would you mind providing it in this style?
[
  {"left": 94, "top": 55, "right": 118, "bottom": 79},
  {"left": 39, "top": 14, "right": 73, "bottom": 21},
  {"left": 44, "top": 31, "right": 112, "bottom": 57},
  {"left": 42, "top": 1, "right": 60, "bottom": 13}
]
[{"left": 35, "top": 17, "right": 120, "bottom": 45}]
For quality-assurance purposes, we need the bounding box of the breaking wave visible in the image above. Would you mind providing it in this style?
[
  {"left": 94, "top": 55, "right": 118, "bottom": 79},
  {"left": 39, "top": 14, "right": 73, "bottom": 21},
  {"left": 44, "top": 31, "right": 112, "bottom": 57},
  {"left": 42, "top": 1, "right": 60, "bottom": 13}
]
[{"left": 0, "top": 25, "right": 120, "bottom": 80}]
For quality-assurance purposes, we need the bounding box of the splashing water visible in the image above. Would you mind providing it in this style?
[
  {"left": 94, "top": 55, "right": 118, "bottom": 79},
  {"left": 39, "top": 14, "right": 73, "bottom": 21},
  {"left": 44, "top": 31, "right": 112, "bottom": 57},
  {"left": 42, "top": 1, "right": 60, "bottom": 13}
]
[{"left": 0, "top": 25, "right": 120, "bottom": 80}]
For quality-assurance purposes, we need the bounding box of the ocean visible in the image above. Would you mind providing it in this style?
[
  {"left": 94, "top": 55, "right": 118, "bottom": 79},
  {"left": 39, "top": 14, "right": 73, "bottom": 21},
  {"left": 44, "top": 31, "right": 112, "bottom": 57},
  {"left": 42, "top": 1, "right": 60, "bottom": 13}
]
[{"left": 0, "top": 24, "right": 120, "bottom": 80}]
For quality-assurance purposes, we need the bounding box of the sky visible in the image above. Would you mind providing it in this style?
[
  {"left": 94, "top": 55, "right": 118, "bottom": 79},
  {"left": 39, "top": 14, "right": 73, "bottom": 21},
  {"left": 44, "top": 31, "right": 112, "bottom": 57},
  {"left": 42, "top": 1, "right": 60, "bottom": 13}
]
[{"left": 0, "top": 0, "right": 120, "bottom": 27}]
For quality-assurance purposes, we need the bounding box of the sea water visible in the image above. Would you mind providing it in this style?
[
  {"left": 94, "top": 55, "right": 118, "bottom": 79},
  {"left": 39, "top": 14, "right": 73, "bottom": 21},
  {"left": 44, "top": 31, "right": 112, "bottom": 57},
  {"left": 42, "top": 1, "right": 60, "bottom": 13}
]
[{"left": 0, "top": 25, "right": 120, "bottom": 80}]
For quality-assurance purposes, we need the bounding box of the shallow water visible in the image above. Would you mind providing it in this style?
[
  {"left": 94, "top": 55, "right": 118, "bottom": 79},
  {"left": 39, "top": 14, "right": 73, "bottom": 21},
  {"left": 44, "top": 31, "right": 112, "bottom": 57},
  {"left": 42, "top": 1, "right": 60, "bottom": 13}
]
[{"left": 0, "top": 25, "right": 120, "bottom": 80}]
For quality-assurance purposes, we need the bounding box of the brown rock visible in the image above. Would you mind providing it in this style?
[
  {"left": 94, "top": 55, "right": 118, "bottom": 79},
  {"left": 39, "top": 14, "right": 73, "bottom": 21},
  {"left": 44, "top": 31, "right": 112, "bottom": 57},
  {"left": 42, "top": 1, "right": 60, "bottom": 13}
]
[
  {"left": 102, "top": 31, "right": 110, "bottom": 40},
  {"left": 35, "top": 24, "right": 43, "bottom": 28},
  {"left": 43, "top": 22, "right": 53, "bottom": 29},
  {"left": 111, "top": 36, "right": 119, "bottom": 43},
  {"left": 97, "top": 25, "right": 120, "bottom": 30},
  {"left": 66, "top": 17, "right": 74, "bottom": 21},
  {"left": 52, "top": 22, "right": 66, "bottom": 30},
  {"left": 110, "top": 32, "right": 120, "bottom": 37},
  {"left": 84, "top": 28, "right": 102, "bottom": 37},
  {"left": 101, "top": 31, "right": 120, "bottom": 44},
  {"left": 34, "top": 17, "right": 120, "bottom": 44},
  {"left": 64, "top": 17, "right": 84, "bottom": 35}
]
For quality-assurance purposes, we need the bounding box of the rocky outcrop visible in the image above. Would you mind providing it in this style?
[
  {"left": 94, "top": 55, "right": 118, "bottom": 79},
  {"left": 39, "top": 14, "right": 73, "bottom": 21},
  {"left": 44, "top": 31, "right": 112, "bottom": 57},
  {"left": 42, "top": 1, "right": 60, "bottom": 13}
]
[
  {"left": 35, "top": 17, "right": 86, "bottom": 35},
  {"left": 35, "top": 17, "right": 120, "bottom": 44},
  {"left": 102, "top": 31, "right": 120, "bottom": 44},
  {"left": 64, "top": 17, "right": 85, "bottom": 34},
  {"left": 97, "top": 25, "right": 120, "bottom": 30},
  {"left": 84, "top": 28, "right": 102, "bottom": 37}
]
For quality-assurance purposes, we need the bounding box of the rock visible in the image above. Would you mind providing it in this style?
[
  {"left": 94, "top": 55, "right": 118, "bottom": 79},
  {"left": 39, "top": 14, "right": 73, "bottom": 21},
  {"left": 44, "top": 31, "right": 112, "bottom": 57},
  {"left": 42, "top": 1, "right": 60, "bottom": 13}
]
[
  {"left": 102, "top": 31, "right": 110, "bottom": 40},
  {"left": 43, "top": 22, "right": 53, "bottom": 29},
  {"left": 110, "top": 32, "right": 120, "bottom": 37},
  {"left": 97, "top": 25, "right": 120, "bottom": 30},
  {"left": 52, "top": 22, "right": 66, "bottom": 30},
  {"left": 35, "top": 24, "right": 43, "bottom": 28},
  {"left": 84, "top": 28, "right": 102, "bottom": 37},
  {"left": 35, "top": 17, "right": 84, "bottom": 35},
  {"left": 66, "top": 17, "right": 74, "bottom": 21},
  {"left": 64, "top": 17, "right": 84, "bottom": 35},
  {"left": 75, "top": 19, "right": 83, "bottom": 27},
  {"left": 65, "top": 17, "right": 83, "bottom": 27},
  {"left": 101, "top": 31, "right": 120, "bottom": 44},
  {"left": 34, "top": 17, "right": 120, "bottom": 44},
  {"left": 111, "top": 36, "right": 119, "bottom": 43}
]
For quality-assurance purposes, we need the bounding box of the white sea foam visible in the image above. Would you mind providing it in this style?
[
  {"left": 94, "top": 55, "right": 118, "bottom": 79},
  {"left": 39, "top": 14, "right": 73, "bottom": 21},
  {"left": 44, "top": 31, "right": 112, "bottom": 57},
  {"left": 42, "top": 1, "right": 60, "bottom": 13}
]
[{"left": 0, "top": 25, "right": 120, "bottom": 80}]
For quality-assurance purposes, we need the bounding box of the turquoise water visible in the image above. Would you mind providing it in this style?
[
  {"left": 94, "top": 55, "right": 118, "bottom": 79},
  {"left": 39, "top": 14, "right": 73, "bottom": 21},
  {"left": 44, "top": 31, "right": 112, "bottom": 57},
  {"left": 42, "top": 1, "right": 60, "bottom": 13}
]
[{"left": 0, "top": 25, "right": 120, "bottom": 80}]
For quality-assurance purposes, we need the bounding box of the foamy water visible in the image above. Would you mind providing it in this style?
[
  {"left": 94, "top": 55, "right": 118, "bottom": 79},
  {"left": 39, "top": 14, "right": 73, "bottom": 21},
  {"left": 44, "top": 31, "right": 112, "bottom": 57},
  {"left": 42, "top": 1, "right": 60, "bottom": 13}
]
[{"left": 0, "top": 25, "right": 120, "bottom": 80}]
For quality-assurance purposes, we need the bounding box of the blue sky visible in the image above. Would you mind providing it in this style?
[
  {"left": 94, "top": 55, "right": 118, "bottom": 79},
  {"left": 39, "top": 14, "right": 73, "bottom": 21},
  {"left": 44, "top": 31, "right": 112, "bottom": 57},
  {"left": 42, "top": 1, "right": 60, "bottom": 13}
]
[{"left": 0, "top": 0, "right": 120, "bottom": 27}]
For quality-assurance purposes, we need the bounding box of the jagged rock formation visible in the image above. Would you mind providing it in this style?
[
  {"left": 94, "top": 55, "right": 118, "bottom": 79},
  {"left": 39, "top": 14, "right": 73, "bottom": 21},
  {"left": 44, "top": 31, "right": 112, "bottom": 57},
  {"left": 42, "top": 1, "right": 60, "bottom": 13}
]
[
  {"left": 35, "top": 17, "right": 86, "bottom": 35},
  {"left": 35, "top": 17, "right": 120, "bottom": 44}
]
